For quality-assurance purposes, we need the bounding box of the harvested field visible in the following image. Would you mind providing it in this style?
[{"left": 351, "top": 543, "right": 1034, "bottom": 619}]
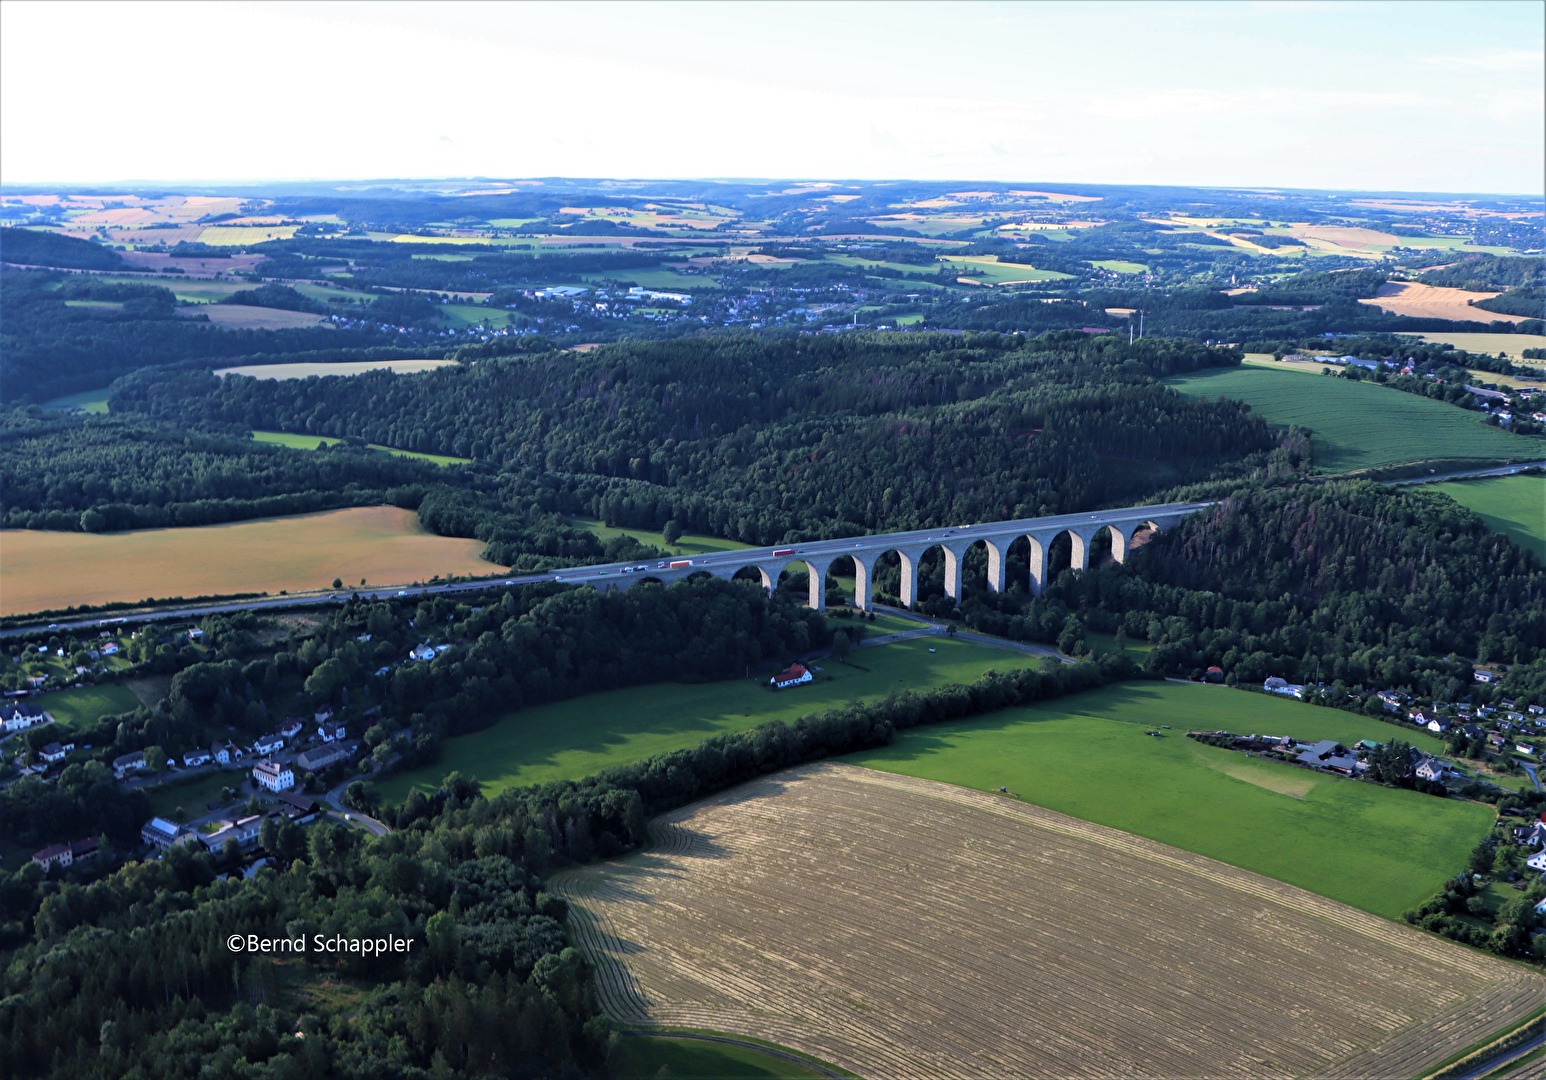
[
  {"left": 196, "top": 224, "right": 298, "bottom": 245},
  {"left": 0, "top": 507, "right": 495, "bottom": 615},
  {"left": 215, "top": 359, "right": 455, "bottom": 379},
  {"left": 1400, "top": 331, "right": 1546, "bottom": 358},
  {"left": 120, "top": 250, "right": 266, "bottom": 275},
  {"left": 179, "top": 305, "right": 329, "bottom": 330},
  {"left": 556, "top": 763, "right": 1546, "bottom": 1080},
  {"left": 1360, "top": 281, "right": 1530, "bottom": 324}
]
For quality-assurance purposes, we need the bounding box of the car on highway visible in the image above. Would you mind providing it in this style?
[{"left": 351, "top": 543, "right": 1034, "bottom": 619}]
[
  {"left": 47, "top": 623, "right": 58, "bottom": 630},
  {"left": 397, "top": 591, "right": 408, "bottom": 596},
  {"left": 505, "top": 579, "right": 515, "bottom": 585}
]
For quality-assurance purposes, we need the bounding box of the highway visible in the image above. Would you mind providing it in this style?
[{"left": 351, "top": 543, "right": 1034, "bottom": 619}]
[{"left": 0, "top": 500, "right": 1214, "bottom": 640}]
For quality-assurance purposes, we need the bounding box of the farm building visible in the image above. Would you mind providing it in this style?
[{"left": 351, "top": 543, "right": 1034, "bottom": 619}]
[
  {"left": 1262, "top": 676, "right": 1304, "bottom": 699},
  {"left": 771, "top": 663, "right": 813, "bottom": 690}
]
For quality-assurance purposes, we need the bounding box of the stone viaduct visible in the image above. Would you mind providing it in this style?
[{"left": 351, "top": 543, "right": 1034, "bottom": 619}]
[{"left": 595, "top": 501, "right": 1211, "bottom": 611}]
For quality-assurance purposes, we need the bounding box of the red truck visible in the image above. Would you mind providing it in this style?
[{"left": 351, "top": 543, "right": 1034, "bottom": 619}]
[{"left": 772, "top": 548, "right": 796, "bottom": 557}]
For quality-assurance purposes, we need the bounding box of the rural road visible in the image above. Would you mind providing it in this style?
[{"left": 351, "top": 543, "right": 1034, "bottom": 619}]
[
  {"left": 1448, "top": 1026, "right": 1546, "bottom": 1080},
  {"left": 1522, "top": 762, "right": 1542, "bottom": 793},
  {"left": 321, "top": 777, "right": 392, "bottom": 836}
]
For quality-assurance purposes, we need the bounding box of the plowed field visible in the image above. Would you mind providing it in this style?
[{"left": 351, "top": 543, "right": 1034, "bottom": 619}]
[{"left": 555, "top": 763, "right": 1545, "bottom": 1080}]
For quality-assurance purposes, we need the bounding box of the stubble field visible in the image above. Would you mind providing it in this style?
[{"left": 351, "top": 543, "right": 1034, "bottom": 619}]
[
  {"left": 556, "top": 763, "right": 1544, "bottom": 1080},
  {"left": 1358, "top": 281, "right": 1531, "bottom": 324},
  {"left": 0, "top": 506, "right": 495, "bottom": 615}
]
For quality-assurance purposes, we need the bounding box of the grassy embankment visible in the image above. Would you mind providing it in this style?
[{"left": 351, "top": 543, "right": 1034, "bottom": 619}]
[
  {"left": 378, "top": 635, "right": 1044, "bottom": 802},
  {"left": 1434, "top": 475, "right": 1546, "bottom": 563}
]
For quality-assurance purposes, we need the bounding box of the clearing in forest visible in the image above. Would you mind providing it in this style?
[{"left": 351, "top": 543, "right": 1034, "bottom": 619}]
[
  {"left": 556, "top": 763, "right": 1544, "bottom": 1080},
  {"left": 0, "top": 506, "right": 495, "bottom": 615}
]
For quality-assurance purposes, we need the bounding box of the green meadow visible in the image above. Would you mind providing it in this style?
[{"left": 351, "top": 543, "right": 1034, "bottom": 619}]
[
  {"left": 938, "top": 255, "right": 1073, "bottom": 284},
  {"left": 566, "top": 516, "right": 753, "bottom": 557},
  {"left": 1089, "top": 259, "right": 1148, "bottom": 273},
  {"left": 1434, "top": 475, "right": 1546, "bottom": 562},
  {"left": 145, "top": 770, "right": 242, "bottom": 823},
  {"left": 250, "top": 430, "right": 469, "bottom": 467},
  {"left": 42, "top": 388, "right": 110, "bottom": 413},
  {"left": 378, "top": 636, "right": 1043, "bottom": 802},
  {"left": 32, "top": 683, "right": 142, "bottom": 732},
  {"left": 847, "top": 681, "right": 1478, "bottom": 920},
  {"left": 609, "top": 1036, "right": 833, "bottom": 1079},
  {"left": 1167, "top": 366, "right": 1538, "bottom": 472}
]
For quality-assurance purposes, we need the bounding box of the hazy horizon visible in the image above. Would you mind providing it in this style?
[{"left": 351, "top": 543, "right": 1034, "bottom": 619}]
[{"left": 3, "top": 0, "right": 1543, "bottom": 196}]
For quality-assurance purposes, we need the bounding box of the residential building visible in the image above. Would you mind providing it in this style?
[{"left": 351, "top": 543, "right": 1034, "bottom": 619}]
[
  {"left": 1262, "top": 676, "right": 1305, "bottom": 699},
  {"left": 1415, "top": 757, "right": 1451, "bottom": 783},
  {"left": 771, "top": 663, "right": 813, "bottom": 690},
  {"left": 113, "top": 750, "right": 147, "bottom": 778},
  {"left": 317, "top": 722, "right": 347, "bottom": 744},
  {"left": 31, "top": 843, "right": 74, "bottom": 872},
  {"left": 183, "top": 748, "right": 211, "bottom": 768},
  {"left": 1474, "top": 668, "right": 1498, "bottom": 684},
  {"left": 39, "top": 740, "right": 74, "bottom": 764},
  {"left": 273, "top": 790, "right": 320, "bottom": 823},
  {"left": 278, "top": 719, "right": 304, "bottom": 740},
  {"left": 211, "top": 743, "right": 230, "bottom": 766},
  {"left": 1, "top": 703, "right": 52, "bottom": 733},
  {"left": 141, "top": 817, "right": 183, "bottom": 849},
  {"left": 409, "top": 643, "right": 437, "bottom": 662},
  {"left": 200, "top": 815, "right": 263, "bottom": 852},
  {"left": 1528, "top": 848, "right": 1546, "bottom": 874},
  {"left": 253, "top": 759, "right": 295, "bottom": 793},
  {"left": 295, "top": 743, "right": 351, "bottom": 772},
  {"left": 253, "top": 734, "right": 285, "bottom": 755},
  {"left": 99, "top": 641, "right": 120, "bottom": 656}
]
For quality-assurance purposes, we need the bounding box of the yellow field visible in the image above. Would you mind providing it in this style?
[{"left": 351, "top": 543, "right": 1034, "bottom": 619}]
[
  {"left": 180, "top": 305, "right": 329, "bottom": 330},
  {"left": 214, "top": 359, "right": 456, "bottom": 379},
  {"left": 1401, "top": 332, "right": 1546, "bottom": 357},
  {"left": 1360, "top": 281, "right": 1529, "bottom": 324},
  {"left": 556, "top": 763, "right": 1545, "bottom": 1080},
  {"left": 196, "top": 225, "right": 299, "bottom": 245},
  {"left": 0, "top": 507, "right": 496, "bottom": 615}
]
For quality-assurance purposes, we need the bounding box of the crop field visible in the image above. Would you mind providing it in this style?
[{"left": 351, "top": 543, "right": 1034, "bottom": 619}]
[
  {"left": 1167, "top": 365, "right": 1538, "bottom": 471},
  {"left": 0, "top": 507, "right": 495, "bottom": 615},
  {"left": 1089, "top": 258, "right": 1147, "bottom": 273},
  {"left": 847, "top": 681, "right": 1474, "bottom": 919},
  {"left": 27, "top": 683, "right": 141, "bottom": 732},
  {"left": 181, "top": 305, "right": 329, "bottom": 331},
  {"left": 196, "top": 225, "right": 299, "bottom": 245},
  {"left": 1400, "top": 331, "right": 1546, "bottom": 358},
  {"left": 1359, "top": 281, "right": 1530, "bottom": 324},
  {"left": 215, "top": 359, "right": 456, "bottom": 379},
  {"left": 250, "top": 430, "right": 469, "bottom": 466},
  {"left": 438, "top": 304, "right": 515, "bottom": 329},
  {"left": 377, "top": 635, "right": 1044, "bottom": 802},
  {"left": 1434, "top": 475, "right": 1546, "bottom": 562},
  {"left": 555, "top": 763, "right": 1542, "bottom": 1080}
]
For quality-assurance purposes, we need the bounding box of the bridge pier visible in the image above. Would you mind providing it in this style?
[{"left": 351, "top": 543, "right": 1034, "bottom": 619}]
[
  {"left": 1027, "top": 535, "right": 1049, "bottom": 596},
  {"left": 940, "top": 542, "right": 966, "bottom": 603},
  {"left": 896, "top": 545, "right": 930, "bottom": 609},
  {"left": 1107, "top": 525, "right": 1129, "bottom": 564},
  {"left": 803, "top": 556, "right": 833, "bottom": 611},
  {"left": 852, "top": 553, "right": 877, "bottom": 611}
]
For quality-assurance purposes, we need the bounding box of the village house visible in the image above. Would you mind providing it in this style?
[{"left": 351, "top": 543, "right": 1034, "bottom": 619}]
[
  {"left": 1, "top": 703, "right": 53, "bottom": 734},
  {"left": 38, "top": 740, "right": 74, "bottom": 764},
  {"left": 1473, "top": 669, "right": 1498, "bottom": 684},
  {"left": 252, "top": 759, "right": 295, "bottom": 793},
  {"left": 1528, "top": 848, "right": 1546, "bottom": 874},
  {"left": 1426, "top": 717, "right": 1450, "bottom": 735},
  {"left": 278, "top": 718, "right": 304, "bottom": 740},
  {"left": 199, "top": 814, "right": 263, "bottom": 852},
  {"left": 183, "top": 747, "right": 212, "bottom": 768},
  {"left": 317, "top": 722, "right": 347, "bottom": 744},
  {"left": 1293, "top": 740, "right": 1362, "bottom": 777},
  {"left": 1376, "top": 690, "right": 1406, "bottom": 712},
  {"left": 1489, "top": 732, "right": 1509, "bottom": 749},
  {"left": 1262, "top": 676, "right": 1304, "bottom": 699},
  {"left": 408, "top": 643, "right": 437, "bottom": 662},
  {"left": 253, "top": 734, "right": 285, "bottom": 756},
  {"left": 30, "top": 837, "right": 95, "bottom": 873},
  {"left": 99, "top": 641, "right": 120, "bottom": 656},
  {"left": 272, "top": 790, "right": 320, "bottom": 824},
  {"left": 113, "top": 750, "right": 147, "bottom": 779},
  {"left": 141, "top": 817, "right": 183, "bottom": 850},
  {"left": 771, "top": 663, "right": 813, "bottom": 690},
  {"left": 210, "top": 743, "right": 230, "bottom": 766},
  {"left": 1415, "top": 757, "right": 1452, "bottom": 783}
]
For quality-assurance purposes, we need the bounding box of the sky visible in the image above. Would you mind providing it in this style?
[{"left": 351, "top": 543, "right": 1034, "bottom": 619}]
[{"left": 2, "top": 0, "right": 1542, "bottom": 195}]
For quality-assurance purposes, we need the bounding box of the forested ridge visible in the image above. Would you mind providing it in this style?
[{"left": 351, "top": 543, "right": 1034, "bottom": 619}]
[
  {"left": 1003, "top": 482, "right": 1546, "bottom": 701},
  {"left": 105, "top": 332, "right": 1279, "bottom": 544}
]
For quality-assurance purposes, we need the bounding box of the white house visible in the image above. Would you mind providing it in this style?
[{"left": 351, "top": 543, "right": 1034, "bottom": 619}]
[
  {"left": 1415, "top": 757, "right": 1451, "bottom": 783},
  {"left": 1, "top": 703, "right": 53, "bottom": 733},
  {"left": 253, "top": 734, "right": 285, "bottom": 756},
  {"left": 1262, "top": 677, "right": 1305, "bottom": 699},
  {"left": 408, "top": 643, "right": 436, "bottom": 662},
  {"left": 1519, "top": 743, "right": 1537, "bottom": 756},
  {"left": 278, "top": 719, "right": 304, "bottom": 740},
  {"left": 1427, "top": 717, "right": 1451, "bottom": 735},
  {"left": 183, "top": 748, "right": 212, "bottom": 768},
  {"left": 211, "top": 743, "right": 230, "bottom": 766},
  {"left": 39, "top": 740, "right": 74, "bottom": 764},
  {"left": 317, "top": 722, "right": 347, "bottom": 744},
  {"left": 113, "top": 750, "right": 147, "bottom": 778},
  {"left": 771, "top": 663, "right": 813, "bottom": 690},
  {"left": 1528, "top": 848, "right": 1546, "bottom": 873},
  {"left": 252, "top": 759, "right": 295, "bottom": 793}
]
